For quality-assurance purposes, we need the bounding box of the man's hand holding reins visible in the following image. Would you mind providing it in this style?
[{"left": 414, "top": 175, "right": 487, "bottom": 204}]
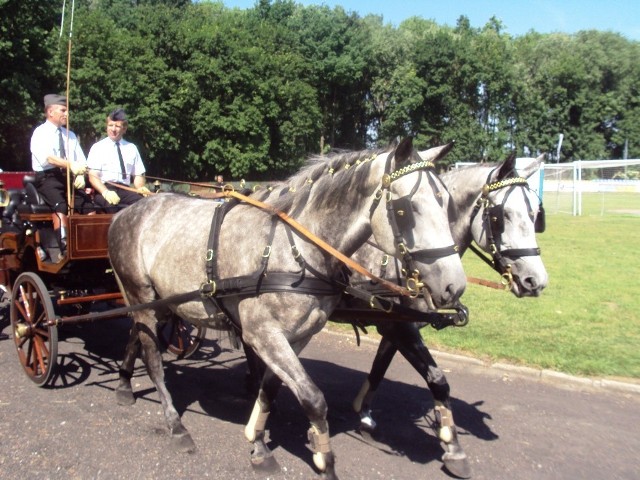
[
  {"left": 73, "top": 175, "right": 85, "bottom": 190},
  {"left": 70, "top": 161, "right": 88, "bottom": 175},
  {"left": 103, "top": 190, "right": 120, "bottom": 205}
]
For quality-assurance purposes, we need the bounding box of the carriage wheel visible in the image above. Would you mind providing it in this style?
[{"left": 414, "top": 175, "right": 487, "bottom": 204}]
[
  {"left": 10, "top": 272, "right": 58, "bottom": 386},
  {"left": 159, "top": 315, "right": 206, "bottom": 359}
]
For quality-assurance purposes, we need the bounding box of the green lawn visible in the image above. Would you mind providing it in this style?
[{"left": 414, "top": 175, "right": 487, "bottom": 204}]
[
  {"left": 544, "top": 190, "right": 640, "bottom": 216},
  {"left": 327, "top": 208, "right": 640, "bottom": 380},
  {"left": 421, "top": 212, "right": 640, "bottom": 379}
]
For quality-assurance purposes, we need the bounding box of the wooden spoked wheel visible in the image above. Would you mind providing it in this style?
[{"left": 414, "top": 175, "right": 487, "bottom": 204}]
[
  {"left": 159, "top": 315, "right": 206, "bottom": 359},
  {"left": 10, "top": 272, "right": 58, "bottom": 386}
]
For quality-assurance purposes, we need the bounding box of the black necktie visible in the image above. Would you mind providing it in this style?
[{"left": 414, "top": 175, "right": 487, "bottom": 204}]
[
  {"left": 116, "top": 142, "right": 127, "bottom": 182},
  {"left": 58, "top": 128, "right": 66, "bottom": 159}
]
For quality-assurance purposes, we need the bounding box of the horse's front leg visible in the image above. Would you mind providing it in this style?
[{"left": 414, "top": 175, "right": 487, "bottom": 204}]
[
  {"left": 353, "top": 335, "right": 398, "bottom": 431},
  {"left": 115, "top": 321, "right": 141, "bottom": 406},
  {"left": 379, "top": 322, "right": 471, "bottom": 479},
  {"left": 246, "top": 331, "right": 338, "bottom": 480},
  {"left": 136, "top": 315, "right": 196, "bottom": 453}
]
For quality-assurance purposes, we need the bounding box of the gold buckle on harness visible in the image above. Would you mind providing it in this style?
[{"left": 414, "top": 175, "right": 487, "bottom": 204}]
[
  {"left": 381, "top": 174, "right": 391, "bottom": 189},
  {"left": 200, "top": 280, "right": 217, "bottom": 298},
  {"left": 501, "top": 265, "right": 513, "bottom": 290},
  {"left": 370, "top": 295, "right": 393, "bottom": 313},
  {"left": 406, "top": 273, "right": 424, "bottom": 299},
  {"left": 205, "top": 249, "right": 215, "bottom": 262}
]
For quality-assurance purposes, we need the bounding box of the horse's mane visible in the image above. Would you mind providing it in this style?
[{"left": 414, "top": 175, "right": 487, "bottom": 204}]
[
  {"left": 441, "top": 162, "right": 497, "bottom": 183},
  {"left": 441, "top": 163, "right": 499, "bottom": 208},
  {"left": 264, "top": 147, "right": 390, "bottom": 215}
]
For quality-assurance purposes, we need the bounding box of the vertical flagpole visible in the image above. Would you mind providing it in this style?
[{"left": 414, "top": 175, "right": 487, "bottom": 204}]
[{"left": 64, "top": 0, "right": 76, "bottom": 213}]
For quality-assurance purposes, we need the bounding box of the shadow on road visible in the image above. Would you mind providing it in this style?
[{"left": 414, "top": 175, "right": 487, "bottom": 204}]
[{"left": 4, "top": 314, "right": 498, "bottom": 474}]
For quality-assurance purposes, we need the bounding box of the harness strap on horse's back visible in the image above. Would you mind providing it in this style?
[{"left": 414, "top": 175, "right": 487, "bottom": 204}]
[
  {"left": 202, "top": 195, "right": 344, "bottom": 313},
  {"left": 224, "top": 189, "right": 414, "bottom": 298}
]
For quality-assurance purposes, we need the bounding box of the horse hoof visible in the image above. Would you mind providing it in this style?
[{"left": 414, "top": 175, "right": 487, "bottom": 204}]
[
  {"left": 443, "top": 452, "right": 472, "bottom": 479},
  {"left": 320, "top": 468, "right": 339, "bottom": 480},
  {"left": 171, "top": 432, "right": 197, "bottom": 453},
  {"left": 115, "top": 389, "right": 135, "bottom": 406},
  {"left": 358, "top": 416, "right": 377, "bottom": 433},
  {"left": 250, "top": 453, "right": 281, "bottom": 474}
]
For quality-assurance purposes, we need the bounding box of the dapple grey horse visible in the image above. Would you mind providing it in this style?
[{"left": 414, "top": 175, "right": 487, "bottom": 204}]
[
  {"left": 346, "top": 153, "right": 548, "bottom": 478},
  {"left": 108, "top": 138, "right": 466, "bottom": 479}
]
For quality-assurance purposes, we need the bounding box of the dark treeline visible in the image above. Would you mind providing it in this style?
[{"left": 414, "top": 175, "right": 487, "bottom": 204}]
[{"left": 1, "top": 0, "right": 639, "bottom": 180}]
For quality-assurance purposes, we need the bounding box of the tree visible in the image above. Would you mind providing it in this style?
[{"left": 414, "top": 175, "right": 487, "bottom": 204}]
[{"left": 0, "top": 0, "right": 61, "bottom": 170}]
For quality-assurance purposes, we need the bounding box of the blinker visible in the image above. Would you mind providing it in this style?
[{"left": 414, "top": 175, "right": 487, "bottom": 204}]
[
  {"left": 488, "top": 204, "right": 505, "bottom": 234},
  {"left": 392, "top": 196, "right": 416, "bottom": 232},
  {"left": 535, "top": 204, "right": 546, "bottom": 233}
]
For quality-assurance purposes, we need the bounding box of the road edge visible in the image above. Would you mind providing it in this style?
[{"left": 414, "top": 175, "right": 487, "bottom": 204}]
[{"left": 320, "top": 327, "right": 640, "bottom": 397}]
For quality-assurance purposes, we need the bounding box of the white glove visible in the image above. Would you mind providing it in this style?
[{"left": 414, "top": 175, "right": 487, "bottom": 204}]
[
  {"left": 103, "top": 190, "right": 121, "bottom": 205},
  {"left": 136, "top": 186, "right": 151, "bottom": 197},
  {"left": 70, "top": 161, "right": 88, "bottom": 175},
  {"left": 73, "top": 175, "right": 85, "bottom": 190}
]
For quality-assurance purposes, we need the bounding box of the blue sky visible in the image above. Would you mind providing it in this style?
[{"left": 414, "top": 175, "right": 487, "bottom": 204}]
[{"left": 220, "top": 0, "right": 640, "bottom": 41}]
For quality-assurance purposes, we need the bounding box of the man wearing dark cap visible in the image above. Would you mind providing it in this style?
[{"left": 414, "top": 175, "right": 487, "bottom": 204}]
[
  {"left": 87, "top": 108, "right": 149, "bottom": 213},
  {"left": 30, "top": 93, "right": 90, "bottom": 259}
]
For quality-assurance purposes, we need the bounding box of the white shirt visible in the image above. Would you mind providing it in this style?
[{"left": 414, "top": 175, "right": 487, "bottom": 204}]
[
  {"left": 30, "top": 121, "right": 86, "bottom": 172},
  {"left": 87, "top": 137, "right": 145, "bottom": 185}
]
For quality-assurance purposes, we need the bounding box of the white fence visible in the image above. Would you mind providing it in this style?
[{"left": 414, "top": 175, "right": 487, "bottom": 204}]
[
  {"left": 543, "top": 160, "right": 640, "bottom": 216},
  {"left": 454, "top": 159, "right": 640, "bottom": 216}
]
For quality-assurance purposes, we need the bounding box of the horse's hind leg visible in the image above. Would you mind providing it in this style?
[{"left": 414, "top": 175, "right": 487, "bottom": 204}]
[
  {"left": 245, "top": 368, "right": 283, "bottom": 474},
  {"left": 115, "top": 322, "right": 141, "bottom": 406},
  {"left": 135, "top": 312, "right": 197, "bottom": 453},
  {"left": 243, "top": 340, "right": 265, "bottom": 397}
]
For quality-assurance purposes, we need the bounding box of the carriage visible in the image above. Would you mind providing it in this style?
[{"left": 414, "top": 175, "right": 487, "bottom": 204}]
[{"left": 0, "top": 172, "right": 204, "bottom": 386}]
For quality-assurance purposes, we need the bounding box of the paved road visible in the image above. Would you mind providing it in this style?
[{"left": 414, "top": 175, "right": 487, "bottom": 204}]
[{"left": 1, "top": 317, "right": 638, "bottom": 480}]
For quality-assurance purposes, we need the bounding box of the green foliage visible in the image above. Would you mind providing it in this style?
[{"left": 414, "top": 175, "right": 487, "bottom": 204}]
[
  {"left": 1, "top": 1, "right": 640, "bottom": 178},
  {"left": 0, "top": 0, "right": 61, "bottom": 169}
]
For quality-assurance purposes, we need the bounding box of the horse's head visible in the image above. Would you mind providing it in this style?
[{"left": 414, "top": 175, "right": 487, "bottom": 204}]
[
  {"left": 471, "top": 153, "right": 548, "bottom": 297},
  {"left": 370, "top": 138, "right": 466, "bottom": 309}
]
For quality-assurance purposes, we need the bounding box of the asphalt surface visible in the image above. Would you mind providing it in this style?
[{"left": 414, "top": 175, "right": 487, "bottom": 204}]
[{"left": 1, "top": 317, "right": 639, "bottom": 480}]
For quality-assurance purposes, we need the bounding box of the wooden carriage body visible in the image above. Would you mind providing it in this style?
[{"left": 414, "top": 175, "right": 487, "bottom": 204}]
[{"left": 0, "top": 173, "right": 203, "bottom": 386}]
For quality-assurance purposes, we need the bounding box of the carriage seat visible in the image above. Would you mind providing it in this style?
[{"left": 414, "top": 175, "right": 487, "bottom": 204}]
[
  {"left": 1, "top": 188, "right": 27, "bottom": 228},
  {"left": 17, "top": 175, "right": 53, "bottom": 214}
]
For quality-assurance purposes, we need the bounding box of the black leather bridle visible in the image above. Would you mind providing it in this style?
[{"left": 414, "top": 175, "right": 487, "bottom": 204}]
[
  {"left": 469, "top": 171, "right": 545, "bottom": 287},
  {"left": 370, "top": 149, "right": 459, "bottom": 298}
]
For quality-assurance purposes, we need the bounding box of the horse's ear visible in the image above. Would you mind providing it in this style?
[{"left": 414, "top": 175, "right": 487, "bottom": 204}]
[
  {"left": 394, "top": 137, "right": 414, "bottom": 166},
  {"left": 434, "top": 140, "right": 455, "bottom": 162},
  {"left": 519, "top": 153, "right": 546, "bottom": 179},
  {"left": 418, "top": 140, "right": 455, "bottom": 163},
  {"left": 496, "top": 152, "right": 517, "bottom": 180}
]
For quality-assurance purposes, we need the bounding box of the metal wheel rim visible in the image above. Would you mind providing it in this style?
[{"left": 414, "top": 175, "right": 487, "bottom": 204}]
[
  {"left": 159, "top": 316, "right": 205, "bottom": 359},
  {"left": 10, "top": 272, "right": 58, "bottom": 386}
]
